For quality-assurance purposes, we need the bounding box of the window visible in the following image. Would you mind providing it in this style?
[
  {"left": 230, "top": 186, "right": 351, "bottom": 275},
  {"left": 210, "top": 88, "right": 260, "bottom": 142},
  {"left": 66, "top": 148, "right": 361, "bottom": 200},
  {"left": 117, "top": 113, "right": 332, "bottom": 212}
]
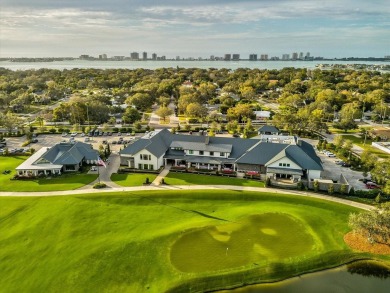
[
  {"left": 209, "top": 151, "right": 214, "bottom": 156},
  {"left": 199, "top": 151, "right": 204, "bottom": 155},
  {"left": 287, "top": 163, "right": 290, "bottom": 167},
  {"left": 279, "top": 163, "right": 282, "bottom": 166},
  {"left": 149, "top": 164, "right": 154, "bottom": 170},
  {"left": 144, "top": 164, "right": 149, "bottom": 169},
  {"left": 220, "top": 152, "right": 225, "bottom": 157},
  {"left": 138, "top": 164, "right": 142, "bottom": 169},
  {"left": 140, "top": 154, "right": 151, "bottom": 160},
  {"left": 189, "top": 150, "right": 194, "bottom": 154}
]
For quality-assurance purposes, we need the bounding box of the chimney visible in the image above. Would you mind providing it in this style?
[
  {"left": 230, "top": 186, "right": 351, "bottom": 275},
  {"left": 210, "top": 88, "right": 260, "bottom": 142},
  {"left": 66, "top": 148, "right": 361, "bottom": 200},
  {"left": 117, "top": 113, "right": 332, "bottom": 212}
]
[{"left": 205, "top": 136, "right": 210, "bottom": 145}]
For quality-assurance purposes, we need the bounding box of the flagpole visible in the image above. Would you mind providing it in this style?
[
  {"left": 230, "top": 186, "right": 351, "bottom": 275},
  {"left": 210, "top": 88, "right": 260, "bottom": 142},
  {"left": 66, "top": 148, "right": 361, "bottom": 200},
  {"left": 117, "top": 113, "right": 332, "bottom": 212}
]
[{"left": 97, "top": 157, "right": 100, "bottom": 184}]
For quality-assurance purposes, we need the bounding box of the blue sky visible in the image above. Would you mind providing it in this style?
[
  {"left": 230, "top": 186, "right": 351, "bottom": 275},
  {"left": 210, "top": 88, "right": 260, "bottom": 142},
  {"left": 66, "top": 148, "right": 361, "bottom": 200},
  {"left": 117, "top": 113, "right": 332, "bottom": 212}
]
[{"left": 1, "top": 0, "right": 389, "bottom": 58}]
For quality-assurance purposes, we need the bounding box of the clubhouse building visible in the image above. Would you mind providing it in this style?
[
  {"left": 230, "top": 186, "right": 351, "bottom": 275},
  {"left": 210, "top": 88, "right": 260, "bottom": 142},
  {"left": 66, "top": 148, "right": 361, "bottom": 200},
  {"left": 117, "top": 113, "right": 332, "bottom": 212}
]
[
  {"left": 16, "top": 141, "right": 98, "bottom": 176},
  {"left": 119, "top": 129, "right": 323, "bottom": 182}
]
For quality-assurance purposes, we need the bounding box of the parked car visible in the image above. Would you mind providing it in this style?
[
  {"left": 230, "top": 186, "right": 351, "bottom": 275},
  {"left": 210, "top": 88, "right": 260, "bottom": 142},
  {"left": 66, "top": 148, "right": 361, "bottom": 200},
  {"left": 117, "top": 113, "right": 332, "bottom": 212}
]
[
  {"left": 61, "top": 132, "right": 68, "bottom": 137},
  {"left": 341, "top": 162, "right": 351, "bottom": 167},
  {"left": 102, "top": 140, "right": 108, "bottom": 144},
  {"left": 81, "top": 133, "right": 85, "bottom": 137},
  {"left": 70, "top": 132, "right": 78, "bottom": 137},
  {"left": 91, "top": 166, "right": 97, "bottom": 171},
  {"left": 107, "top": 132, "right": 112, "bottom": 136},
  {"left": 117, "top": 132, "right": 122, "bottom": 136},
  {"left": 366, "top": 182, "right": 380, "bottom": 189},
  {"left": 84, "top": 137, "right": 90, "bottom": 142},
  {"left": 112, "top": 141, "right": 117, "bottom": 144},
  {"left": 326, "top": 152, "right": 336, "bottom": 157},
  {"left": 31, "top": 138, "right": 38, "bottom": 143}
]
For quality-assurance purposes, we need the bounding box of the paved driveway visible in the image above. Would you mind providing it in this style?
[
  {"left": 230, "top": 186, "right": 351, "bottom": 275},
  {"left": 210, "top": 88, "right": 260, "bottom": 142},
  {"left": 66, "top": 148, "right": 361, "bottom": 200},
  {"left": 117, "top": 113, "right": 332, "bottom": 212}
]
[{"left": 302, "top": 138, "right": 367, "bottom": 190}]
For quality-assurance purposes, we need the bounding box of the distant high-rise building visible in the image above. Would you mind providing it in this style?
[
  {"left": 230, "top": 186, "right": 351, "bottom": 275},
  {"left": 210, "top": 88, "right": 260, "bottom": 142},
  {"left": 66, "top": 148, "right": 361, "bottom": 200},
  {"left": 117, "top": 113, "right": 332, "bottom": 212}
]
[
  {"left": 232, "top": 54, "right": 240, "bottom": 61},
  {"left": 99, "top": 54, "right": 107, "bottom": 60},
  {"left": 224, "top": 54, "right": 231, "bottom": 61},
  {"left": 176, "top": 56, "right": 180, "bottom": 60},
  {"left": 306, "top": 52, "right": 310, "bottom": 58},
  {"left": 260, "top": 54, "right": 268, "bottom": 61},
  {"left": 210, "top": 55, "right": 215, "bottom": 60},
  {"left": 161, "top": 56, "right": 166, "bottom": 60},
  {"left": 292, "top": 52, "right": 298, "bottom": 60},
  {"left": 249, "top": 54, "right": 257, "bottom": 61},
  {"left": 130, "top": 52, "right": 139, "bottom": 60},
  {"left": 152, "top": 53, "right": 157, "bottom": 60},
  {"left": 142, "top": 52, "right": 147, "bottom": 60},
  {"left": 282, "top": 54, "right": 290, "bottom": 60},
  {"left": 299, "top": 52, "right": 304, "bottom": 60}
]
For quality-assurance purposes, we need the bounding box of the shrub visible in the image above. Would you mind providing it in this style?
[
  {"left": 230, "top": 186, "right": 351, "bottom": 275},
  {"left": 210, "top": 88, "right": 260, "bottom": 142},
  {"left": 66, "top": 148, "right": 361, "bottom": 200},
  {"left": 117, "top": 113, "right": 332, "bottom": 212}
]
[
  {"left": 313, "top": 180, "right": 319, "bottom": 192},
  {"left": 328, "top": 183, "right": 334, "bottom": 195},
  {"left": 49, "top": 128, "right": 57, "bottom": 133},
  {"left": 93, "top": 182, "right": 107, "bottom": 189},
  {"left": 145, "top": 177, "right": 150, "bottom": 184},
  {"left": 340, "top": 184, "right": 348, "bottom": 195},
  {"left": 265, "top": 177, "right": 271, "bottom": 187}
]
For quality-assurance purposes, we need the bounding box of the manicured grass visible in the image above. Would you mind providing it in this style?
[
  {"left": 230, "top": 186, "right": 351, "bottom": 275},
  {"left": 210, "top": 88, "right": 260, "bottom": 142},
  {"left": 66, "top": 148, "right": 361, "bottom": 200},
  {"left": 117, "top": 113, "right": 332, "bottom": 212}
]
[
  {"left": 342, "top": 135, "right": 390, "bottom": 159},
  {"left": 0, "top": 156, "right": 98, "bottom": 191},
  {"left": 1, "top": 190, "right": 387, "bottom": 293},
  {"left": 110, "top": 173, "right": 158, "bottom": 186},
  {"left": 164, "top": 172, "right": 265, "bottom": 187}
]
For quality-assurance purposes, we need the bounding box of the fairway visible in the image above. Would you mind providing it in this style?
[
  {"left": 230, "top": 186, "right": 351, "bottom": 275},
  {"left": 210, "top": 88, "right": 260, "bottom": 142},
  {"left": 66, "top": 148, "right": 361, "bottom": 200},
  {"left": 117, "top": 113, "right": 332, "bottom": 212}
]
[
  {"left": 110, "top": 173, "right": 158, "bottom": 186},
  {"left": 164, "top": 172, "right": 265, "bottom": 186},
  {"left": 1, "top": 190, "right": 387, "bottom": 293}
]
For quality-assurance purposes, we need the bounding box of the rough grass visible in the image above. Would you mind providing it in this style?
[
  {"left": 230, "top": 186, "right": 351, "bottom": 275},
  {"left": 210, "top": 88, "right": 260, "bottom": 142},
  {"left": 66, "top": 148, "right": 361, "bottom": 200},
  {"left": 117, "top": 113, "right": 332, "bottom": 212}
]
[
  {"left": 0, "top": 156, "right": 97, "bottom": 191},
  {"left": 110, "top": 173, "right": 158, "bottom": 186},
  {"left": 164, "top": 172, "right": 265, "bottom": 187},
  {"left": 1, "top": 190, "right": 387, "bottom": 293}
]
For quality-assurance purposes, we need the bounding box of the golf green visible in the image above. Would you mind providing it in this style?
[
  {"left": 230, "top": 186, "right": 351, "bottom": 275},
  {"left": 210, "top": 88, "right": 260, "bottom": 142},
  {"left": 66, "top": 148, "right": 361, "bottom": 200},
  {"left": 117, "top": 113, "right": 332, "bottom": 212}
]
[{"left": 171, "top": 213, "right": 314, "bottom": 272}]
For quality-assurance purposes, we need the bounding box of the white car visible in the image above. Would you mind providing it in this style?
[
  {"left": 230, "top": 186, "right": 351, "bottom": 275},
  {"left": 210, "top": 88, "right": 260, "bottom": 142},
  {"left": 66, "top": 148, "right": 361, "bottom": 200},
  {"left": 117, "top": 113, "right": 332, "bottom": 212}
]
[{"left": 326, "top": 152, "right": 336, "bottom": 157}]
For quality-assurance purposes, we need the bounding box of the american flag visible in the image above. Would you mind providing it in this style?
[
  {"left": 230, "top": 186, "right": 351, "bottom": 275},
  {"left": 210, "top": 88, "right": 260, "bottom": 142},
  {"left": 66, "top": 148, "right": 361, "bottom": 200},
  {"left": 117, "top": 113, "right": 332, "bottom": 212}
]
[{"left": 97, "top": 156, "right": 106, "bottom": 168}]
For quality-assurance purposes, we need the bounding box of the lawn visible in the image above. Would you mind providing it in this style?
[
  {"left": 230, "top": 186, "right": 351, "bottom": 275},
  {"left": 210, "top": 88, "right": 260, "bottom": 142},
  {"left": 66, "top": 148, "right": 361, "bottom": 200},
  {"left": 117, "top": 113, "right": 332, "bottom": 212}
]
[
  {"left": 0, "top": 156, "right": 98, "bottom": 191},
  {"left": 342, "top": 135, "right": 390, "bottom": 159},
  {"left": 164, "top": 172, "right": 265, "bottom": 187},
  {"left": 1, "top": 190, "right": 387, "bottom": 293},
  {"left": 111, "top": 172, "right": 158, "bottom": 186}
]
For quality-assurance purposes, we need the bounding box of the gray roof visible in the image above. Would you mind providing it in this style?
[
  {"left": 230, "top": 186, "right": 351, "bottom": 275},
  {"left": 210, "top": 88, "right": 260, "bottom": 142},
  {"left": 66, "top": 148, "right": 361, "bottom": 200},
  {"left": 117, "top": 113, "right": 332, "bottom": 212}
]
[
  {"left": 120, "top": 129, "right": 172, "bottom": 157},
  {"left": 42, "top": 141, "right": 97, "bottom": 165},
  {"left": 258, "top": 125, "right": 279, "bottom": 133},
  {"left": 236, "top": 143, "right": 287, "bottom": 165},
  {"left": 170, "top": 141, "right": 232, "bottom": 153}
]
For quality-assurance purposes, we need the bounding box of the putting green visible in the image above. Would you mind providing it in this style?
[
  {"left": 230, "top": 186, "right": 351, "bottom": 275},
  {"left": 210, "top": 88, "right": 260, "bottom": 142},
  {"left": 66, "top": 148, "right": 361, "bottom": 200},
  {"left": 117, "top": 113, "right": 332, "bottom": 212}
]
[{"left": 170, "top": 213, "right": 314, "bottom": 273}]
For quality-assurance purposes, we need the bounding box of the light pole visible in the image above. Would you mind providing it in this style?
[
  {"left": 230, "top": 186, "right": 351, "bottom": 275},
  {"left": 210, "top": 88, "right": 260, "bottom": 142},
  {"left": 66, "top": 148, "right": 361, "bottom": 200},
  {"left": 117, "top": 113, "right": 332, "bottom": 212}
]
[{"left": 86, "top": 103, "right": 90, "bottom": 128}]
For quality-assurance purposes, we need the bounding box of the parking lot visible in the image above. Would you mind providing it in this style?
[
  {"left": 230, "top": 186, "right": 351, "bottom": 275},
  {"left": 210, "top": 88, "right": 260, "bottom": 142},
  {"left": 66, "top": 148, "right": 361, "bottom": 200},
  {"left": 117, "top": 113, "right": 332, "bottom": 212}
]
[
  {"left": 1, "top": 132, "right": 142, "bottom": 155},
  {"left": 303, "top": 138, "right": 367, "bottom": 190}
]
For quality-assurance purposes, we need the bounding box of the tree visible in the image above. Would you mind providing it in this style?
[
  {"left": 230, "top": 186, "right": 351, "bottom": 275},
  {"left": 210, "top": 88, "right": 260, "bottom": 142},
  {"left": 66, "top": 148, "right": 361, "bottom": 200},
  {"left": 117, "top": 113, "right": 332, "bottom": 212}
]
[
  {"left": 185, "top": 103, "right": 208, "bottom": 118},
  {"left": 156, "top": 106, "right": 173, "bottom": 122},
  {"left": 125, "top": 93, "right": 154, "bottom": 111},
  {"left": 343, "top": 140, "right": 353, "bottom": 159},
  {"left": 349, "top": 202, "right": 390, "bottom": 245},
  {"left": 122, "top": 107, "right": 142, "bottom": 124},
  {"left": 226, "top": 104, "right": 254, "bottom": 122},
  {"left": 333, "top": 135, "right": 345, "bottom": 150},
  {"left": 370, "top": 159, "right": 390, "bottom": 195}
]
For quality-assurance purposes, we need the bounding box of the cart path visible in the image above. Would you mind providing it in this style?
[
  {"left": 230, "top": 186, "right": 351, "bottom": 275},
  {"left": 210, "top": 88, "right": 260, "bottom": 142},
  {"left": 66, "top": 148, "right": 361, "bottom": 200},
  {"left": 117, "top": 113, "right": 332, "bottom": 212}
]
[{"left": 0, "top": 185, "right": 374, "bottom": 211}]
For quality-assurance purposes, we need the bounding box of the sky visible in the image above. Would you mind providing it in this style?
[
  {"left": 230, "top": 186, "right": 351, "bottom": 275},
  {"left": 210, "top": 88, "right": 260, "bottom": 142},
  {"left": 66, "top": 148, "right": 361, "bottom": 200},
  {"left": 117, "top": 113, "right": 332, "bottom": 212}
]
[{"left": 1, "top": 0, "right": 389, "bottom": 58}]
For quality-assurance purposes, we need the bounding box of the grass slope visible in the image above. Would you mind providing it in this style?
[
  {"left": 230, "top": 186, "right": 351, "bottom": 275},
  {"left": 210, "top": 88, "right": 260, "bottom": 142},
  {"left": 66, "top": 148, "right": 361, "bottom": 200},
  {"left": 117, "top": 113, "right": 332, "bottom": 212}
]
[
  {"left": 164, "top": 172, "right": 265, "bottom": 187},
  {"left": 1, "top": 190, "right": 387, "bottom": 293},
  {"left": 110, "top": 173, "right": 158, "bottom": 186},
  {"left": 0, "top": 156, "right": 97, "bottom": 191},
  {"left": 342, "top": 135, "right": 390, "bottom": 159}
]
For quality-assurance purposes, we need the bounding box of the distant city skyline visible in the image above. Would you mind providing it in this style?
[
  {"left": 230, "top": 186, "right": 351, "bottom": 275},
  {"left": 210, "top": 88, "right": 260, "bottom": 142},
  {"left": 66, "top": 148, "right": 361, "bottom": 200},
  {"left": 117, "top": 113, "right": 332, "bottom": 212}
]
[{"left": 1, "top": 0, "right": 389, "bottom": 58}]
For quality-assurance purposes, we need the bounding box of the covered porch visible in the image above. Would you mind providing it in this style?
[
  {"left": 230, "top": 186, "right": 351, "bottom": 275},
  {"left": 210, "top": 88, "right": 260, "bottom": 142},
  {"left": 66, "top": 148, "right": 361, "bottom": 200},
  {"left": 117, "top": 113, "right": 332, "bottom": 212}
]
[{"left": 266, "top": 167, "right": 303, "bottom": 182}]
